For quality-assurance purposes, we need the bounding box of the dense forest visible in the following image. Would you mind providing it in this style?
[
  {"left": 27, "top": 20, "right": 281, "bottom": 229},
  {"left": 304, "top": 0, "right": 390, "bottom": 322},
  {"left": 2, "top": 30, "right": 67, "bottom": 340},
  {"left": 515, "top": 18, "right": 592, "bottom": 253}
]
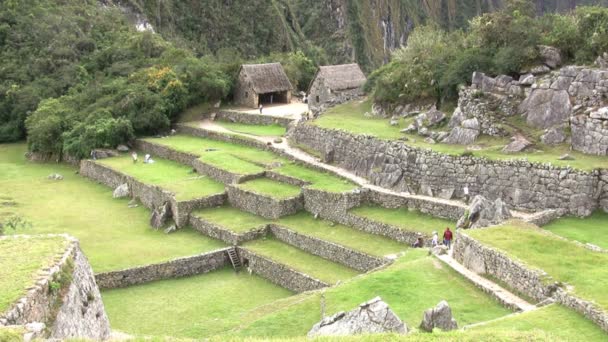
[{"left": 0, "top": 0, "right": 607, "bottom": 159}]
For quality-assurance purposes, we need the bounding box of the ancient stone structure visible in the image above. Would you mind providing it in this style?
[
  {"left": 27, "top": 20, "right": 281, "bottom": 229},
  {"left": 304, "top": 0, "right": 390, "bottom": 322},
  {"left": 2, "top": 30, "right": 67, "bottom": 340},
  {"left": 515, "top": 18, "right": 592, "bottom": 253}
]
[
  {"left": 0, "top": 235, "right": 110, "bottom": 340},
  {"left": 571, "top": 106, "right": 608, "bottom": 156},
  {"left": 307, "top": 297, "right": 406, "bottom": 337},
  {"left": 291, "top": 123, "right": 606, "bottom": 216},
  {"left": 234, "top": 63, "right": 292, "bottom": 108},
  {"left": 95, "top": 248, "right": 230, "bottom": 289},
  {"left": 207, "top": 110, "right": 294, "bottom": 128},
  {"left": 190, "top": 214, "right": 267, "bottom": 245},
  {"left": 226, "top": 184, "right": 303, "bottom": 219},
  {"left": 308, "top": 64, "right": 366, "bottom": 115},
  {"left": 419, "top": 301, "right": 458, "bottom": 332},
  {"left": 457, "top": 195, "right": 512, "bottom": 229}
]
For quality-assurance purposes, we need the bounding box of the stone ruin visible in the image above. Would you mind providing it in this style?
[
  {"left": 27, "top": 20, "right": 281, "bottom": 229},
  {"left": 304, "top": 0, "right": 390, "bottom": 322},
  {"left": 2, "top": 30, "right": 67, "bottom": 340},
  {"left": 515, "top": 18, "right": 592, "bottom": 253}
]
[{"left": 457, "top": 195, "right": 512, "bottom": 229}]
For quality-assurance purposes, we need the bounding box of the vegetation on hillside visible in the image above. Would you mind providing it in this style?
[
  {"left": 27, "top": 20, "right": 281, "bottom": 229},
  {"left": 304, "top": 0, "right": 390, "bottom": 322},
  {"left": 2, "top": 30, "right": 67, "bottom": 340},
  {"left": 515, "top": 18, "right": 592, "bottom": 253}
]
[{"left": 367, "top": 3, "right": 608, "bottom": 107}]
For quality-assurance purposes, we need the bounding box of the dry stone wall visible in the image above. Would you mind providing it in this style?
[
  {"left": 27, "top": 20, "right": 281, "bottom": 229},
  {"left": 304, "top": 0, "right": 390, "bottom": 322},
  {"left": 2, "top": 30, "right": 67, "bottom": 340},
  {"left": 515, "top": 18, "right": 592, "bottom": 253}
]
[
  {"left": 189, "top": 215, "right": 266, "bottom": 245},
  {"left": 238, "top": 248, "right": 327, "bottom": 293},
  {"left": 291, "top": 124, "right": 605, "bottom": 216},
  {"left": 0, "top": 235, "right": 110, "bottom": 340},
  {"left": 95, "top": 248, "right": 230, "bottom": 289},
  {"left": 227, "top": 185, "right": 303, "bottom": 219},
  {"left": 211, "top": 110, "right": 294, "bottom": 128},
  {"left": 135, "top": 139, "right": 198, "bottom": 165},
  {"left": 269, "top": 225, "right": 387, "bottom": 272}
]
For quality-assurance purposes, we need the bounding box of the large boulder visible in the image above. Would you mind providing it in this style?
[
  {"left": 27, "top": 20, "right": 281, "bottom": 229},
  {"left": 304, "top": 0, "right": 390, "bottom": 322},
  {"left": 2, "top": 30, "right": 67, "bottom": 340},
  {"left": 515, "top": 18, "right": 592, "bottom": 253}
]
[
  {"left": 458, "top": 195, "right": 512, "bottom": 229},
  {"left": 112, "top": 183, "right": 130, "bottom": 199},
  {"left": 519, "top": 89, "right": 572, "bottom": 129},
  {"left": 443, "top": 117, "right": 480, "bottom": 145},
  {"left": 538, "top": 45, "right": 562, "bottom": 69},
  {"left": 419, "top": 301, "right": 458, "bottom": 332},
  {"left": 502, "top": 135, "right": 533, "bottom": 153},
  {"left": 415, "top": 108, "right": 447, "bottom": 128},
  {"left": 150, "top": 202, "right": 171, "bottom": 229},
  {"left": 307, "top": 297, "right": 407, "bottom": 337},
  {"left": 540, "top": 126, "right": 567, "bottom": 145}
]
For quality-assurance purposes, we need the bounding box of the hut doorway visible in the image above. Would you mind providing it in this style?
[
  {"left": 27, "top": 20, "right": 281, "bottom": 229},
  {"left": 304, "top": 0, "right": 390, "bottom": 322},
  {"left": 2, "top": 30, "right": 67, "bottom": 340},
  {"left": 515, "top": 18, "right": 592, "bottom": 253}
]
[{"left": 259, "top": 91, "right": 289, "bottom": 105}]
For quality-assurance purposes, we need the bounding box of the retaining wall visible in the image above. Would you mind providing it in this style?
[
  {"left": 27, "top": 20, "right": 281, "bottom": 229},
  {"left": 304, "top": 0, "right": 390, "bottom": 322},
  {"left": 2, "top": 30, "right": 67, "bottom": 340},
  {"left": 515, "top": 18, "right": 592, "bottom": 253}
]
[
  {"left": 291, "top": 123, "right": 606, "bottom": 216},
  {"left": 211, "top": 110, "right": 294, "bottom": 128},
  {"left": 453, "top": 231, "right": 608, "bottom": 332},
  {"left": 238, "top": 248, "right": 327, "bottom": 293},
  {"left": 192, "top": 158, "right": 265, "bottom": 185},
  {"left": 227, "top": 185, "right": 303, "bottom": 219},
  {"left": 189, "top": 215, "right": 267, "bottom": 245},
  {"left": 269, "top": 225, "right": 386, "bottom": 272},
  {"left": 79, "top": 160, "right": 225, "bottom": 227},
  {"left": 0, "top": 235, "right": 110, "bottom": 340},
  {"left": 95, "top": 248, "right": 230, "bottom": 289},
  {"left": 134, "top": 139, "right": 198, "bottom": 166}
]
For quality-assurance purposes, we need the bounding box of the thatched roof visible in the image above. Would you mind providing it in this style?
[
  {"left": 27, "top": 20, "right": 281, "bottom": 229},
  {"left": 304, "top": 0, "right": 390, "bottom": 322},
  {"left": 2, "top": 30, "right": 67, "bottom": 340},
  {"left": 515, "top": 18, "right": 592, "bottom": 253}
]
[
  {"left": 311, "top": 64, "right": 366, "bottom": 91},
  {"left": 240, "top": 63, "right": 292, "bottom": 94}
]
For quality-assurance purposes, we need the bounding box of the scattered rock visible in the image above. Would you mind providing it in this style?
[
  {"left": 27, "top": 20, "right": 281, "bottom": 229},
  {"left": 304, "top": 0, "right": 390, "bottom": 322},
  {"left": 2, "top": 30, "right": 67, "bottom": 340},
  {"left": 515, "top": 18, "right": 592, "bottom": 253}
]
[
  {"left": 127, "top": 199, "right": 139, "bottom": 208},
  {"left": 92, "top": 149, "right": 119, "bottom": 159},
  {"left": 389, "top": 118, "right": 399, "bottom": 126},
  {"left": 47, "top": 173, "right": 64, "bottom": 181},
  {"left": 416, "top": 108, "right": 447, "bottom": 128},
  {"left": 529, "top": 65, "right": 551, "bottom": 75},
  {"left": 420, "top": 301, "right": 458, "bottom": 332},
  {"left": 371, "top": 103, "right": 390, "bottom": 118},
  {"left": 150, "top": 202, "right": 171, "bottom": 229},
  {"left": 116, "top": 145, "right": 130, "bottom": 152},
  {"left": 502, "top": 135, "right": 533, "bottom": 153},
  {"left": 112, "top": 183, "right": 129, "bottom": 199},
  {"left": 424, "top": 137, "right": 436, "bottom": 144},
  {"left": 307, "top": 297, "right": 407, "bottom": 337},
  {"left": 538, "top": 45, "right": 562, "bottom": 69},
  {"left": 430, "top": 245, "right": 448, "bottom": 256},
  {"left": 540, "top": 126, "right": 567, "bottom": 145},
  {"left": 273, "top": 138, "right": 284, "bottom": 144},
  {"left": 458, "top": 195, "right": 512, "bottom": 229},
  {"left": 519, "top": 73, "right": 535, "bottom": 86},
  {"left": 590, "top": 107, "right": 608, "bottom": 120},
  {"left": 164, "top": 225, "right": 177, "bottom": 234},
  {"left": 558, "top": 154, "right": 575, "bottom": 161}
]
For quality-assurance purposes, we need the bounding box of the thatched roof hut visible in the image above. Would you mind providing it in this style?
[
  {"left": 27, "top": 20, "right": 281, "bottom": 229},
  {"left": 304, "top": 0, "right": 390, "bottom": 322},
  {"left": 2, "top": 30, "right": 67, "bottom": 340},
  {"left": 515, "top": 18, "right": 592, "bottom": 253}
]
[
  {"left": 234, "top": 63, "right": 292, "bottom": 108},
  {"left": 309, "top": 64, "right": 366, "bottom": 92}
]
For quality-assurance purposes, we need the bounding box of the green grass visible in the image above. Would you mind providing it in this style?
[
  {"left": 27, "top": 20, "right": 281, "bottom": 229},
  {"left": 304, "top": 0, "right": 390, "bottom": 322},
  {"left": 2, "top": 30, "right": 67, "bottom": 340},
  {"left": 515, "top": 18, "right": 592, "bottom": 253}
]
[
  {"left": 200, "top": 152, "right": 266, "bottom": 175},
  {"left": 471, "top": 304, "right": 607, "bottom": 341},
  {"left": 102, "top": 268, "right": 292, "bottom": 339},
  {"left": 313, "top": 100, "right": 608, "bottom": 171},
  {"left": 275, "top": 163, "right": 358, "bottom": 193},
  {"left": 233, "top": 250, "right": 511, "bottom": 338},
  {"left": 177, "top": 102, "right": 212, "bottom": 123},
  {"left": 543, "top": 211, "right": 608, "bottom": 250},
  {"left": 98, "top": 155, "right": 225, "bottom": 201},
  {"left": 349, "top": 206, "right": 456, "bottom": 234},
  {"left": 216, "top": 121, "right": 287, "bottom": 137},
  {"left": 0, "top": 327, "right": 24, "bottom": 342},
  {"left": 192, "top": 206, "right": 270, "bottom": 233},
  {"left": 0, "top": 236, "right": 68, "bottom": 312},
  {"left": 244, "top": 238, "right": 359, "bottom": 284},
  {"left": 276, "top": 212, "right": 408, "bottom": 257},
  {"left": 0, "top": 144, "right": 227, "bottom": 273},
  {"left": 467, "top": 221, "right": 608, "bottom": 312},
  {"left": 238, "top": 178, "right": 302, "bottom": 199}
]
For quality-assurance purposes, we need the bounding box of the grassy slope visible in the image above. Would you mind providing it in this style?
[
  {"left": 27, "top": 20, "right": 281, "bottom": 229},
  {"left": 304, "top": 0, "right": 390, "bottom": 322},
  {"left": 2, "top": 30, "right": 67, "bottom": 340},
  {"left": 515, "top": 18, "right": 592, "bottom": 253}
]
[
  {"left": 191, "top": 206, "right": 270, "bottom": 233},
  {"left": 275, "top": 163, "right": 358, "bottom": 193},
  {"left": 102, "top": 268, "right": 292, "bottom": 339},
  {"left": 543, "top": 211, "right": 608, "bottom": 250},
  {"left": 98, "top": 155, "right": 225, "bottom": 201},
  {"left": 0, "top": 236, "right": 67, "bottom": 312},
  {"left": 467, "top": 221, "right": 608, "bottom": 311},
  {"left": 216, "top": 122, "right": 287, "bottom": 137},
  {"left": 238, "top": 178, "right": 302, "bottom": 199},
  {"left": 350, "top": 206, "right": 456, "bottom": 234},
  {"left": 233, "top": 250, "right": 511, "bottom": 338},
  {"left": 276, "top": 212, "right": 408, "bottom": 257},
  {"left": 244, "top": 238, "right": 359, "bottom": 284},
  {"left": 0, "top": 144, "right": 226, "bottom": 272},
  {"left": 313, "top": 100, "right": 608, "bottom": 171},
  {"left": 471, "top": 304, "right": 607, "bottom": 341}
]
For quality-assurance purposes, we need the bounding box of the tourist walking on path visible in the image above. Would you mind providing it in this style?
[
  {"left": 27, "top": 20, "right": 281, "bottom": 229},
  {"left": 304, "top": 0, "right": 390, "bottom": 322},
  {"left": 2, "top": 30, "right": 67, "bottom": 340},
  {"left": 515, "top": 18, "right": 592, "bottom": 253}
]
[
  {"left": 443, "top": 227, "right": 453, "bottom": 249},
  {"left": 431, "top": 231, "right": 439, "bottom": 247},
  {"left": 259, "top": 104, "right": 264, "bottom": 114}
]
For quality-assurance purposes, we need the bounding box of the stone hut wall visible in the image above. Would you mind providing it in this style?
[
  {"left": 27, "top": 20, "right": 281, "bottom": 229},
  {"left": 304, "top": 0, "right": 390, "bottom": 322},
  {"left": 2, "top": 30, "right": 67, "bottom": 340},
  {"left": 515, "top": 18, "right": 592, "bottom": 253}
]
[
  {"left": 211, "top": 111, "right": 294, "bottom": 128},
  {"left": 95, "top": 248, "right": 230, "bottom": 289},
  {"left": 0, "top": 235, "right": 110, "bottom": 340},
  {"left": 227, "top": 185, "right": 304, "bottom": 219},
  {"left": 291, "top": 123, "right": 605, "bottom": 216},
  {"left": 234, "top": 71, "right": 258, "bottom": 108},
  {"left": 453, "top": 231, "right": 608, "bottom": 333},
  {"left": 308, "top": 79, "right": 364, "bottom": 116},
  {"left": 238, "top": 248, "right": 327, "bottom": 293}
]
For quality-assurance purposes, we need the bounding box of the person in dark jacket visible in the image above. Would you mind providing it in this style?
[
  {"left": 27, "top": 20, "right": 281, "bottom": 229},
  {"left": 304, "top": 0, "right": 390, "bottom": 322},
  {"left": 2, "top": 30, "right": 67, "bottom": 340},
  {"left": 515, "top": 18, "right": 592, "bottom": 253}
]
[{"left": 443, "top": 227, "right": 453, "bottom": 249}]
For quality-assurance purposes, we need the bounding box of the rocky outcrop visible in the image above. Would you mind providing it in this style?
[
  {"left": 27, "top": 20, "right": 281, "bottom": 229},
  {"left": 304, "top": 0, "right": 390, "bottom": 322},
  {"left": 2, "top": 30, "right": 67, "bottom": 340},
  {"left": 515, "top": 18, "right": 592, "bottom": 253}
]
[
  {"left": 307, "top": 297, "right": 406, "bottom": 337},
  {"left": 540, "top": 126, "right": 567, "bottom": 145},
  {"left": 538, "top": 45, "right": 562, "bottom": 69},
  {"left": 519, "top": 88, "right": 572, "bottom": 129},
  {"left": 502, "top": 135, "right": 533, "bottom": 153},
  {"left": 419, "top": 301, "right": 458, "bottom": 332},
  {"left": 458, "top": 195, "right": 512, "bottom": 229}
]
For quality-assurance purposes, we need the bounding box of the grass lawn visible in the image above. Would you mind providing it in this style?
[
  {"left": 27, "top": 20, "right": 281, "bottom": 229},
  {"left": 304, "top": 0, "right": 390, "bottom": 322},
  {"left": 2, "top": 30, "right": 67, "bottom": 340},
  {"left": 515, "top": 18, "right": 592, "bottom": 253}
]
[
  {"left": 543, "top": 211, "right": 608, "bottom": 250},
  {"left": 0, "top": 144, "right": 226, "bottom": 273},
  {"left": 274, "top": 162, "right": 358, "bottom": 193},
  {"left": 216, "top": 121, "right": 287, "bottom": 137},
  {"left": 98, "top": 155, "right": 225, "bottom": 201},
  {"left": 467, "top": 221, "right": 608, "bottom": 311},
  {"left": 350, "top": 205, "right": 456, "bottom": 234},
  {"left": 0, "top": 236, "right": 67, "bottom": 313},
  {"left": 200, "top": 152, "right": 266, "bottom": 175},
  {"left": 244, "top": 238, "right": 359, "bottom": 284},
  {"left": 471, "top": 304, "right": 607, "bottom": 341},
  {"left": 276, "top": 212, "right": 408, "bottom": 257},
  {"left": 102, "top": 268, "right": 292, "bottom": 339},
  {"left": 191, "top": 206, "right": 270, "bottom": 233},
  {"left": 237, "top": 178, "right": 302, "bottom": 199},
  {"left": 313, "top": 100, "right": 608, "bottom": 171},
  {"left": 233, "top": 250, "right": 511, "bottom": 338}
]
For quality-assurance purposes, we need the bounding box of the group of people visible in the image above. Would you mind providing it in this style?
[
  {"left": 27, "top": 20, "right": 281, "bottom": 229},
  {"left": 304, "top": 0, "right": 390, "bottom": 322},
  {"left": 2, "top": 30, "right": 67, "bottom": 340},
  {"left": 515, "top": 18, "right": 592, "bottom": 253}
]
[
  {"left": 131, "top": 152, "right": 155, "bottom": 164},
  {"left": 412, "top": 227, "right": 454, "bottom": 249}
]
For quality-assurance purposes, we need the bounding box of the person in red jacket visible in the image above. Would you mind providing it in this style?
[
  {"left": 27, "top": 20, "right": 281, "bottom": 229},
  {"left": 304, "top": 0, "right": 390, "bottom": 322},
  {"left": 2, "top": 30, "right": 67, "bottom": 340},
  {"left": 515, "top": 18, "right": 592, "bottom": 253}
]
[{"left": 443, "top": 227, "right": 453, "bottom": 249}]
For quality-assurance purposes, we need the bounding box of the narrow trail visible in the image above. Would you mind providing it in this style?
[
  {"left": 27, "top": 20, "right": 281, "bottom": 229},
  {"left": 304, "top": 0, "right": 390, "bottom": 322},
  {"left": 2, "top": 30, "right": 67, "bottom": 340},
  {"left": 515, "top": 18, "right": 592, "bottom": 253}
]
[{"left": 196, "top": 119, "right": 537, "bottom": 221}]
